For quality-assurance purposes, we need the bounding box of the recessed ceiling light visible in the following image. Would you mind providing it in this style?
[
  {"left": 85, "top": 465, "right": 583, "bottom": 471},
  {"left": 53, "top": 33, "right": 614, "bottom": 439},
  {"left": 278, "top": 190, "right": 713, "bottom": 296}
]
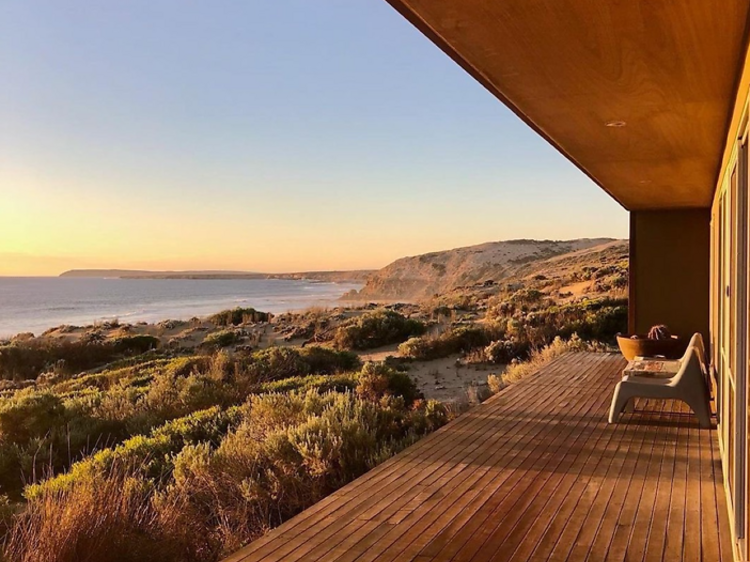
[{"left": 605, "top": 120, "right": 627, "bottom": 128}]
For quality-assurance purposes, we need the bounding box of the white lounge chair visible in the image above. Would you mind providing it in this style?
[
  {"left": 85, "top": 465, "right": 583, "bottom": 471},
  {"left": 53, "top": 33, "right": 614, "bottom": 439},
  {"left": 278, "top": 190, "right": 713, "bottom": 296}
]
[{"left": 609, "top": 341, "right": 712, "bottom": 428}]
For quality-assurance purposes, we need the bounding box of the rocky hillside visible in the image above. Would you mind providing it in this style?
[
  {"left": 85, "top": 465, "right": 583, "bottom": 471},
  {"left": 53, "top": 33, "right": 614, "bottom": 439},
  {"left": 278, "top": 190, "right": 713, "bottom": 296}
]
[{"left": 349, "top": 238, "right": 626, "bottom": 301}]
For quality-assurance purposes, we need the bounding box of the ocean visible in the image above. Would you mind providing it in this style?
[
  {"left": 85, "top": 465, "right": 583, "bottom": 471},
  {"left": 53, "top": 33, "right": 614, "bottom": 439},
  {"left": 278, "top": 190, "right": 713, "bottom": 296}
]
[{"left": 0, "top": 277, "right": 362, "bottom": 338}]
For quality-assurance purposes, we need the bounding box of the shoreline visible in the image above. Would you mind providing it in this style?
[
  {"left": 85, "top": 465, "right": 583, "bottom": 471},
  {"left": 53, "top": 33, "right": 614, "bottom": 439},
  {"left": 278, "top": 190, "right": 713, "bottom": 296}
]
[
  {"left": 0, "top": 298, "right": 498, "bottom": 406},
  {"left": 0, "top": 278, "right": 364, "bottom": 340}
]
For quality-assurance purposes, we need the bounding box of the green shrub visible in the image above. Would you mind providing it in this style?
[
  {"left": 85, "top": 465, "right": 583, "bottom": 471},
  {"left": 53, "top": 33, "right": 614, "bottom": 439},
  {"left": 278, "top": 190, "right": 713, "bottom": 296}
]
[
  {"left": 201, "top": 331, "right": 239, "bottom": 349},
  {"left": 153, "top": 391, "right": 447, "bottom": 555},
  {"left": 450, "top": 326, "right": 494, "bottom": 350},
  {"left": 0, "top": 356, "right": 240, "bottom": 499},
  {"left": 487, "top": 297, "right": 627, "bottom": 349},
  {"left": 25, "top": 406, "right": 242, "bottom": 501},
  {"left": 111, "top": 336, "right": 160, "bottom": 354},
  {"left": 208, "top": 308, "right": 270, "bottom": 327},
  {"left": 14, "top": 391, "right": 450, "bottom": 562},
  {"left": 356, "top": 363, "right": 421, "bottom": 406},
  {"left": 482, "top": 339, "right": 527, "bottom": 364},
  {"left": 0, "top": 336, "right": 160, "bottom": 381},
  {"left": 398, "top": 324, "right": 502, "bottom": 361},
  {"left": 0, "top": 344, "right": 368, "bottom": 499},
  {"left": 244, "top": 347, "right": 310, "bottom": 381},
  {"left": 0, "top": 391, "right": 132, "bottom": 497},
  {"left": 332, "top": 310, "right": 426, "bottom": 350},
  {"left": 298, "top": 346, "right": 361, "bottom": 374},
  {"left": 257, "top": 373, "right": 359, "bottom": 395},
  {"left": 2, "top": 319, "right": 456, "bottom": 562},
  {"left": 0, "top": 392, "right": 67, "bottom": 445}
]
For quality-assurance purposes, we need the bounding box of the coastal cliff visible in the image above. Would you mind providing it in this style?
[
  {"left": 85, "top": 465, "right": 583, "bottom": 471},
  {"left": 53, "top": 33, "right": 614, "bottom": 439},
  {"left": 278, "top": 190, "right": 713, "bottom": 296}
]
[{"left": 349, "top": 238, "right": 626, "bottom": 301}]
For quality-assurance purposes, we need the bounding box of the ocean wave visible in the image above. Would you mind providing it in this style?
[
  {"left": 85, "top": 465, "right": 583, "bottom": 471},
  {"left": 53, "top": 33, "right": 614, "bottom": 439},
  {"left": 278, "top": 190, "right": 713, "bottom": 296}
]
[{"left": 0, "top": 278, "right": 362, "bottom": 335}]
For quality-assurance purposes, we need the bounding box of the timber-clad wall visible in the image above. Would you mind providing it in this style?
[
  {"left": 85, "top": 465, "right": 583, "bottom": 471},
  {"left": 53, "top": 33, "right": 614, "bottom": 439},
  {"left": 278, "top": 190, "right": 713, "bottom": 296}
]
[{"left": 629, "top": 209, "right": 711, "bottom": 340}]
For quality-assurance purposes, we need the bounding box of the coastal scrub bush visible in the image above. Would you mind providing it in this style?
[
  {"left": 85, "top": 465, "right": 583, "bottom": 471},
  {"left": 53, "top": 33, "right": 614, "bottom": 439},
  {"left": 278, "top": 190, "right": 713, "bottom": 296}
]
[
  {"left": 201, "top": 330, "right": 240, "bottom": 349},
  {"left": 482, "top": 339, "right": 525, "bottom": 364},
  {"left": 0, "top": 336, "right": 160, "bottom": 381},
  {"left": 355, "top": 363, "right": 421, "bottom": 406},
  {"left": 243, "top": 347, "right": 310, "bottom": 381},
  {"left": 397, "top": 336, "right": 438, "bottom": 360},
  {"left": 0, "top": 357, "right": 233, "bottom": 498},
  {"left": 539, "top": 298, "right": 627, "bottom": 342},
  {"left": 21, "top": 355, "right": 410, "bottom": 502},
  {"left": 0, "top": 344, "right": 368, "bottom": 499},
  {"left": 111, "top": 335, "right": 160, "bottom": 355},
  {"left": 332, "top": 310, "right": 426, "bottom": 350},
  {"left": 0, "top": 392, "right": 67, "bottom": 446},
  {"left": 24, "top": 406, "right": 242, "bottom": 501},
  {"left": 486, "top": 297, "right": 627, "bottom": 348},
  {"left": 236, "top": 346, "right": 360, "bottom": 384},
  {"left": 398, "top": 324, "right": 503, "bottom": 361},
  {"left": 256, "top": 372, "right": 359, "bottom": 395},
  {"left": 12, "top": 390, "right": 450, "bottom": 562},
  {"left": 208, "top": 308, "right": 271, "bottom": 327},
  {"left": 298, "top": 346, "right": 361, "bottom": 374},
  {"left": 0, "top": 309, "right": 460, "bottom": 561},
  {"left": 149, "top": 391, "right": 448, "bottom": 556},
  {"left": 0, "top": 390, "right": 139, "bottom": 496}
]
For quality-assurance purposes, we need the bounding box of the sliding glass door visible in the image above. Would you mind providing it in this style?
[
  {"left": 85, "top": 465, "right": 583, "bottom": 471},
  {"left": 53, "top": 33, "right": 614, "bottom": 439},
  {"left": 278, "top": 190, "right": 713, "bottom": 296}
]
[
  {"left": 740, "top": 131, "right": 749, "bottom": 547},
  {"left": 717, "top": 130, "right": 749, "bottom": 547}
]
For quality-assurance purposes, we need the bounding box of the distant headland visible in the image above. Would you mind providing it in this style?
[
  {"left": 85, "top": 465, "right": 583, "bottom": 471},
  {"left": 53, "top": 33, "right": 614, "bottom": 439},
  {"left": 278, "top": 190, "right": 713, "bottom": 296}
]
[{"left": 59, "top": 269, "right": 375, "bottom": 283}]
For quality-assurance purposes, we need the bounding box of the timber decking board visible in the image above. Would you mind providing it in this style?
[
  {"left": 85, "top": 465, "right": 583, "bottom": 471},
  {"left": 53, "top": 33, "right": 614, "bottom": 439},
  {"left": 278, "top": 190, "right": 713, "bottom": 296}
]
[
  {"left": 237, "top": 355, "right": 587, "bottom": 562},
  {"left": 224, "top": 353, "right": 732, "bottom": 562},
  {"left": 275, "top": 356, "right": 600, "bottom": 562}
]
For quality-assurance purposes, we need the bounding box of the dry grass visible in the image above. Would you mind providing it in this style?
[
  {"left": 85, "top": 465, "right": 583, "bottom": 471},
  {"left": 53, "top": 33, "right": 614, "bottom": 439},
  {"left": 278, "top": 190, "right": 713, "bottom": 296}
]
[
  {"left": 498, "top": 334, "right": 609, "bottom": 386},
  {"left": 4, "top": 388, "right": 449, "bottom": 562},
  {"left": 463, "top": 383, "right": 492, "bottom": 406},
  {"left": 3, "top": 469, "right": 207, "bottom": 562},
  {"left": 486, "top": 374, "right": 505, "bottom": 394}
]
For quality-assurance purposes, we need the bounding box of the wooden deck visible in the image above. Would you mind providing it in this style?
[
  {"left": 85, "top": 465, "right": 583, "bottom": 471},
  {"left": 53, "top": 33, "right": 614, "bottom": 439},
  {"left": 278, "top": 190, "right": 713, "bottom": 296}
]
[{"left": 225, "top": 352, "right": 732, "bottom": 562}]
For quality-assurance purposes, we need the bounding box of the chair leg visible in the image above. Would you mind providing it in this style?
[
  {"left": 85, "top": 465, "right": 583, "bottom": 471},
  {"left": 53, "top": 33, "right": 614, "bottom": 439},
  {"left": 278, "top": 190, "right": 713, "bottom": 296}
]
[
  {"left": 609, "top": 382, "right": 630, "bottom": 424},
  {"left": 684, "top": 394, "right": 712, "bottom": 429},
  {"left": 681, "top": 366, "right": 713, "bottom": 429},
  {"left": 624, "top": 398, "right": 635, "bottom": 413}
]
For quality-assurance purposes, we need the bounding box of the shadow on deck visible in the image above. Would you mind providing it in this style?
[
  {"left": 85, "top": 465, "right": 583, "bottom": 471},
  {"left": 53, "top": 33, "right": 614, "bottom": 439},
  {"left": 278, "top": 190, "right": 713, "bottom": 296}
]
[{"left": 224, "top": 352, "right": 732, "bottom": 562}]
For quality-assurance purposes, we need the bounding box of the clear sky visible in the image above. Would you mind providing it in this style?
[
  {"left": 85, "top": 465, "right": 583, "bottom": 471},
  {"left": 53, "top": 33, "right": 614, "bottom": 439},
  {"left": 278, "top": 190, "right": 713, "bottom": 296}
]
[{"left": 0, "top": 1, "right": 627, "bottom": 276}]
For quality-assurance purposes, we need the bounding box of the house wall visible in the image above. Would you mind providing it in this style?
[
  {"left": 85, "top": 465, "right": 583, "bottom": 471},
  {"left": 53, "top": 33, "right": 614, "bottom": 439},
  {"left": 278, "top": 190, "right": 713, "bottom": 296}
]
[{"left": 629, "top": 209, "right": 711, "bottom": 339}]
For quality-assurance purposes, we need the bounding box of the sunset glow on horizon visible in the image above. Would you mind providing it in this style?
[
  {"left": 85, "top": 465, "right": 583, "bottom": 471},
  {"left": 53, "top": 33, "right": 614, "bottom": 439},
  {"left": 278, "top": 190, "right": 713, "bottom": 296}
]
[{"left": 0, "top": 1, "right": 627, "bottom": 277}]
